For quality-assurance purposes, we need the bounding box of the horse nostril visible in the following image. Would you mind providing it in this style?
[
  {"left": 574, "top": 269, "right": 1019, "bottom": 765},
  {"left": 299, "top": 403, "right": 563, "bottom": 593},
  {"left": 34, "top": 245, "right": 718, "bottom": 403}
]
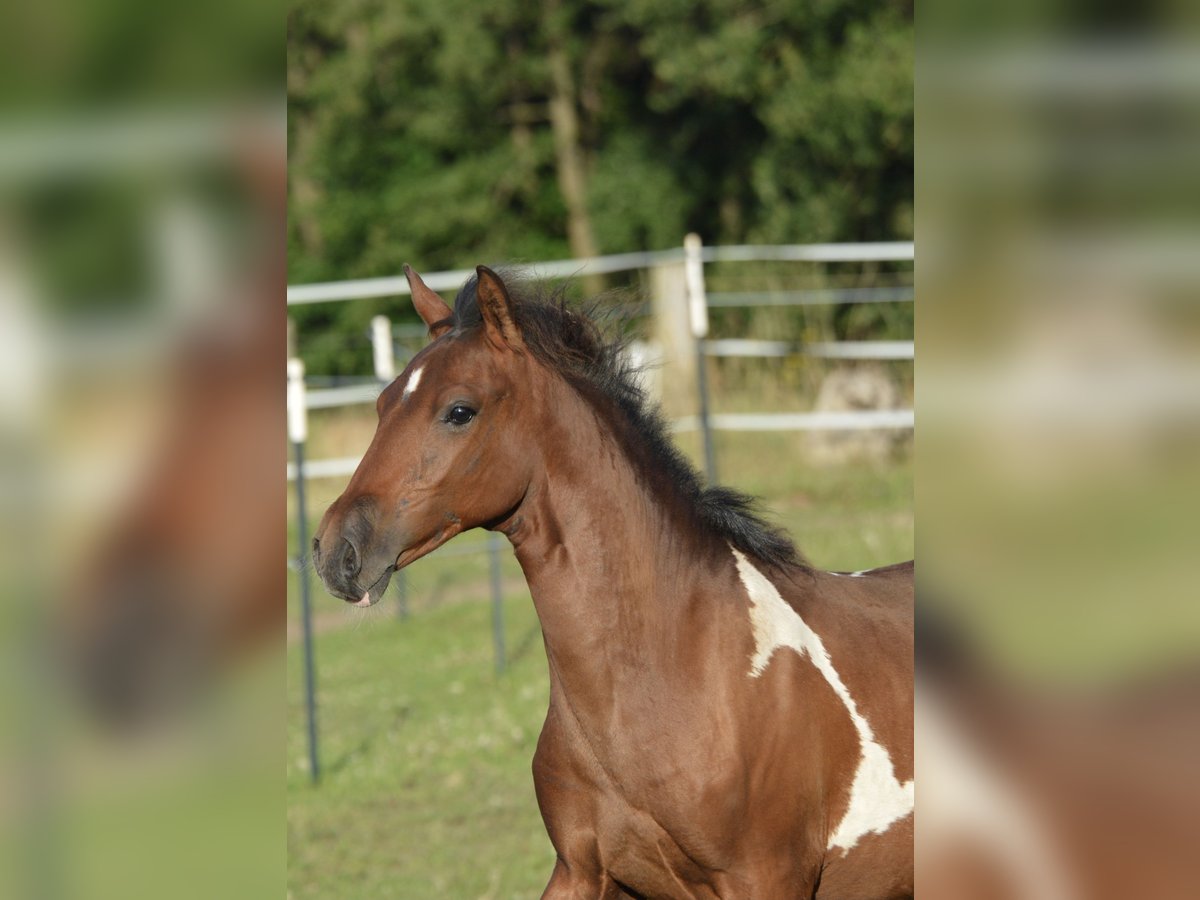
[
  {"left": 311, "top": 536, "right": 321, "bottom": 564},
  {"left": 339, "top": 538, "right": 360, "bottom": 579}
]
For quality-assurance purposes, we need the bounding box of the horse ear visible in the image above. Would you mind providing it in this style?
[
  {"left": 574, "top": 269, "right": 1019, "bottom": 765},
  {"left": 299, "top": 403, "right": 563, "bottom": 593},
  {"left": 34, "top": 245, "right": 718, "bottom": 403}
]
[
  {"left": 403, "top": 265, "right": 453, "bottom": 338},
  {"left": 475, "top": 266, "right": 525, "bottom": 352}
]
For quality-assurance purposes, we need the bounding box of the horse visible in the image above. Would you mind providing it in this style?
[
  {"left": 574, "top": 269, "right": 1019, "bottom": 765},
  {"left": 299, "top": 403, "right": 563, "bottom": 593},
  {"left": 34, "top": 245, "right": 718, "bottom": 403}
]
[{"left": 313, "top": 265, "right": 914, "bottom": 899}]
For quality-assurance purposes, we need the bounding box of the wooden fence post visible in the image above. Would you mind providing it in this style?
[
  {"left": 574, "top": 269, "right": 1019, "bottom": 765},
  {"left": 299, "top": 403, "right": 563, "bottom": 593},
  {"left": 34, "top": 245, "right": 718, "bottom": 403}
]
[{"left": 649, "top": 250, "right": 697, "bottom": 419}]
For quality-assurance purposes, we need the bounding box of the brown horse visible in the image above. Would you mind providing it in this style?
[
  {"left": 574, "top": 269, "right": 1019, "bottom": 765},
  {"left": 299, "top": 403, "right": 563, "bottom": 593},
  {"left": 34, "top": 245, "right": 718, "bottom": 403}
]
[{"left": 314, "top": 266, "right": 914, "bottom": 899}]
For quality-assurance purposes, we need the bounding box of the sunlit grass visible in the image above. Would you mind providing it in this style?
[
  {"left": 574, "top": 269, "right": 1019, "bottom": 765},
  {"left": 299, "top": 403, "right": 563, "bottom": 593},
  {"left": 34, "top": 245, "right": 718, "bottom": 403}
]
[{"left": 287, "top": 595, "right": 552, "bottom": 899}]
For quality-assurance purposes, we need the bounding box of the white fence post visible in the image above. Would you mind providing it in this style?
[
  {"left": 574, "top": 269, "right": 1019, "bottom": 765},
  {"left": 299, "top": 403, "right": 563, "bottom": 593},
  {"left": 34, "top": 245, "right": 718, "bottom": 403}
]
[
  {"left": 371, "top": 315, "right": 395, "bottom": 383},
  {"left": 287, "top": 358, "right": 308, "bottom": 445},
  {"left": 684, "top": 234, "right": 717, "bottom": 482},
  {"left": 684, "top": 233, "right": 709, "bottom": 340},
  {"left": 650, "top": 253, "right": 694, "bottom": 418}
]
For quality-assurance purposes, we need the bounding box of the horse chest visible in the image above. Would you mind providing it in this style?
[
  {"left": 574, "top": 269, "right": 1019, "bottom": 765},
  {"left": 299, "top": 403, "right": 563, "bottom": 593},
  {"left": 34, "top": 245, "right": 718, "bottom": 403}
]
[{"left": 534, "top": 695, "right": 750, "bottom": 893}]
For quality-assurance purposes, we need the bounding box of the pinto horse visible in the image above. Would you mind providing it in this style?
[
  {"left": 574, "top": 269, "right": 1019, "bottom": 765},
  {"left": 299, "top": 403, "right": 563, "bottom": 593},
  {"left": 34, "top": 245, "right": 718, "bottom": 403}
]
[{"left": 314, "top": 266, "right": 914, "bottom": 899}]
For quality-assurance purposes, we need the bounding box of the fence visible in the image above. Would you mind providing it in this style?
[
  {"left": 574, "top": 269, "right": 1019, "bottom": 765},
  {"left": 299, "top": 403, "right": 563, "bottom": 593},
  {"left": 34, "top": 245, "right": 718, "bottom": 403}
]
[
  {"left": 287, "top": 237, "right": 914, "bottom": 479},
  {"left": 286, "top": 237, "right": 913, "bottom": 781}
]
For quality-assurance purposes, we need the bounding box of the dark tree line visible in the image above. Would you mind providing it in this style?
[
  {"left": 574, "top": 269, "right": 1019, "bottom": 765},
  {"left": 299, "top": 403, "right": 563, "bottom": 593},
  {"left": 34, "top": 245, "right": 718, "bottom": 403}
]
[{"left": 288, "top": 0, "right": 912, "bottom": 371}]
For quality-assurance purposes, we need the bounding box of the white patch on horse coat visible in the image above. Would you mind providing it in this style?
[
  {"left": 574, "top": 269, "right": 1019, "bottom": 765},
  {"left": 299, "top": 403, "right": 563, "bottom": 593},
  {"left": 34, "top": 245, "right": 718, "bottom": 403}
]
[
  {"left": 732, "top": 548, "right": 914, "bottom": 853},
  {"left": 402, "top": 366, "right": 424, "bottom": 400}
]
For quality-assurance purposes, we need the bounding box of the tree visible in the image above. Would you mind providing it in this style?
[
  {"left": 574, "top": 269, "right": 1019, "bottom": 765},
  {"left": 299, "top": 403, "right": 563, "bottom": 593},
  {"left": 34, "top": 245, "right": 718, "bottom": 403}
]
[{"left": 287, "top": 0, "right": 912, "bottom": 374}]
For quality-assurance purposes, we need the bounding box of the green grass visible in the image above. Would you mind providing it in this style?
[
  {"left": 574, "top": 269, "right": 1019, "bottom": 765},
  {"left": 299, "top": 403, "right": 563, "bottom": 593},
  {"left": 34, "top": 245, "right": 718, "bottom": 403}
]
[
  {"left": 288, "top": 595, "right": 553, "bottom": 899},
  {"left": 287, "top": 431, "right": 913, "bottom": 898}
]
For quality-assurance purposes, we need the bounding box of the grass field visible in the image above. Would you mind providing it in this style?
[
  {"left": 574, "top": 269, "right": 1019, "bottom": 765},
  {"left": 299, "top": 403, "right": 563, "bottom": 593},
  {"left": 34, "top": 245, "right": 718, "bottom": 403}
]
[{"left": 287, "top": 428, "right": 913, "bottom": 899}]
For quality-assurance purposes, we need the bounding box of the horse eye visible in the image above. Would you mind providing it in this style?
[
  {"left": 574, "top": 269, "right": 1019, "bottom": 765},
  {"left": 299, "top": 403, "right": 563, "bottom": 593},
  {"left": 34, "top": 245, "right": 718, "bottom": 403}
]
[{"left": 445, "top": 404, "right": 477, "bottom": 426}]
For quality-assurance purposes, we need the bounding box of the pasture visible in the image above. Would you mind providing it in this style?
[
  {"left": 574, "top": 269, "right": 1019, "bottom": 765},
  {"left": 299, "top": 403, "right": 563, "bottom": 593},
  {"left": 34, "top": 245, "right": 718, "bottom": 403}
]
[{"left": 287, "top": 425, "right": 913, "bottom": 899}]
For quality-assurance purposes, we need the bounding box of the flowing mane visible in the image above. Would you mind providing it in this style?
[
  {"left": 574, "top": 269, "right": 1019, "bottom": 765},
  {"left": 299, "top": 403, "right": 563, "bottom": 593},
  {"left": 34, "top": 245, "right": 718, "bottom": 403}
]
[{"left": 445, "top": 272, "right": 807, "bottom": 572}]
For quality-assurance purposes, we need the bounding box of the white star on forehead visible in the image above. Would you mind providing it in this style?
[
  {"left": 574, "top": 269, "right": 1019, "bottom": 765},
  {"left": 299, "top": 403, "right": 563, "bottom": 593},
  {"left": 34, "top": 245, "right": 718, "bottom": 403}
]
[{"left": 402, "top": 366, "right": 424, "bottom": 400}]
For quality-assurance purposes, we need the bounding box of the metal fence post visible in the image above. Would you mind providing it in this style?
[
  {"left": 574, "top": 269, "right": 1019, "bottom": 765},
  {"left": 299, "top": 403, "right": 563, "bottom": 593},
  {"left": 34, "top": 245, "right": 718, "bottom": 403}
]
[
  {"left": 288, "top": 358, "right": 320, "bottom": 785},
  {"left": 489, "top": 533, "right": 506, "bottom": 674},
  {"left": 684, "top": 234, "right": 717, "bottom": 483}
]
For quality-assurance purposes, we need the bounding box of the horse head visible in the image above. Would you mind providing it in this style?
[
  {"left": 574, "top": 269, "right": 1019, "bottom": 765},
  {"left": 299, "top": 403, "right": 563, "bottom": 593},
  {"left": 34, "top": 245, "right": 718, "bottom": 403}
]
[{"left": 313, "top": 266, "right": 539, "bottom": 606}]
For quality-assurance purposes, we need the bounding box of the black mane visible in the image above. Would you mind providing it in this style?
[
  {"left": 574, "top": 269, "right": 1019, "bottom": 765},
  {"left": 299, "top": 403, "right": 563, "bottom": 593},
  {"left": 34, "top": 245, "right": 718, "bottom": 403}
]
[{"left": 450, "top": 273, "right": 807, "bottom": 571}]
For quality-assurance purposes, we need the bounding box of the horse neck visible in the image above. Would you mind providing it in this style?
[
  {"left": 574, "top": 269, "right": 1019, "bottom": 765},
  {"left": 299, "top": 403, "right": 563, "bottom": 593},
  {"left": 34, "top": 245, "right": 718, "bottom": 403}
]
[{"left": 501, "top": 378, "right": 726, "bottom": 698}]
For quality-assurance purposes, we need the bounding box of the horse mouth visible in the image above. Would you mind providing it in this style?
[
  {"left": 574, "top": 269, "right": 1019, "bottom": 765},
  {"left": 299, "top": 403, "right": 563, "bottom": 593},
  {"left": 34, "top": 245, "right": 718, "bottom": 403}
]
[
  {"left": 351, "top": 566, "right": 394, "bottom": 608},
  {"left": 351, "top": 524, "right": 463, "bottom": 606}
]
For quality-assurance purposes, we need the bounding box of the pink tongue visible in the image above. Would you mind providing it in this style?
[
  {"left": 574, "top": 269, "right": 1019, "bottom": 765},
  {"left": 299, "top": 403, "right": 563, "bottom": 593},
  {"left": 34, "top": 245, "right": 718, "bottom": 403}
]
[{"left": 354, "top": 591, "right": 372, "bottom": 607}]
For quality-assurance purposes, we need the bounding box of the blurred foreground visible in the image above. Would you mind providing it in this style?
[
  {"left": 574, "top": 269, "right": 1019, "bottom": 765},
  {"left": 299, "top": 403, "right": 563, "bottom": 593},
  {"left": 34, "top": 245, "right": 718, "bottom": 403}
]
[
  {"left": 1, "top": 6, "right": 283, "bottom": 891},
  {"left": 918, "top": 11, "right": 1200, "bottom": 898}
]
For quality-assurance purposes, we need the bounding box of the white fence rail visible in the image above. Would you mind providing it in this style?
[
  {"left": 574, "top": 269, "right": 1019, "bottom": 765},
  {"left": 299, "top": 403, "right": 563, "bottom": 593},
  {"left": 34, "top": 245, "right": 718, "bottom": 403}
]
[
  {"left": 304, "top": 383, "right": 382, "bottom": 409},
  {"left": 706, "top": 286, "right": 914, "bottom": 307},
  {"left": 704, "top": 339, "right": 914, "bottom": 360},
  {"left": 673, "top": 410, "right": 915, "bottom": 433},
  {"left": 287, "top": 455, "right": 361, "bottom": 482},
  {"left": 286, "top": 242, "right": 913, "bottom": 305}
]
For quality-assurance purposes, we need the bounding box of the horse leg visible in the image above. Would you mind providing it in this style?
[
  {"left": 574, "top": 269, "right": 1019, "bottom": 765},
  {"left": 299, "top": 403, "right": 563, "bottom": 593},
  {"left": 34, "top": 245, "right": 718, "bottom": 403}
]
[{"left": 535, "top": 704, "right": 624, "bottom": 898}]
